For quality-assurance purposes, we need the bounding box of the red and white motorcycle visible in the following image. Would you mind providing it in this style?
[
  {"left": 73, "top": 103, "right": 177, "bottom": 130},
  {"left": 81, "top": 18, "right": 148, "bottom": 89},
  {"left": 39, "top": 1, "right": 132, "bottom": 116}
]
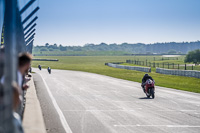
[{"left": 142, "top": 79, "right": 155, "bottom": 99}]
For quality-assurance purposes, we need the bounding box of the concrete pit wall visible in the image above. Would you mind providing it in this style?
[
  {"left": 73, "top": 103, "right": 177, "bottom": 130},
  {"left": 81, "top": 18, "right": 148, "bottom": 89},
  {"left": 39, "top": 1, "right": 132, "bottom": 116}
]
[
  {"left": 106, "top": 63, "right": 151, "bottom": 73},
  {"left": 156, "top": 68, "right": 200, "bottom": 78}
]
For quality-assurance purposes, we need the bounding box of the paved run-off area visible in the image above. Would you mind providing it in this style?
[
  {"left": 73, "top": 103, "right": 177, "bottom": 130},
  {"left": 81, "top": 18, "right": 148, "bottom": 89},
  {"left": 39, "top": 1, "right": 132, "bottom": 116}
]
[{"left": 33, "top": 68, "right": 200, "bottom": 133}]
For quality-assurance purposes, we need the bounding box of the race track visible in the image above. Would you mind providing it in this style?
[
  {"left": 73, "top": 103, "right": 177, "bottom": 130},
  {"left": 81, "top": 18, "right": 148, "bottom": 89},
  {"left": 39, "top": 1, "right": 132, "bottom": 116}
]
[{"left": 33, "top": 68, "right": 200, "bottom": 133}]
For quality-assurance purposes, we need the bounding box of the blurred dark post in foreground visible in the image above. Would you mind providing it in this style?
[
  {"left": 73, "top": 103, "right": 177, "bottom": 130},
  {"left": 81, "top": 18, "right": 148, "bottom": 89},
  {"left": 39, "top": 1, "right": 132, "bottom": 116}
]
[
  {"left": 0, "top": 0, "right": 39, "bottom": 132},
  {"left": 2, "top": 0, "right": 17, "bottom": 132}
]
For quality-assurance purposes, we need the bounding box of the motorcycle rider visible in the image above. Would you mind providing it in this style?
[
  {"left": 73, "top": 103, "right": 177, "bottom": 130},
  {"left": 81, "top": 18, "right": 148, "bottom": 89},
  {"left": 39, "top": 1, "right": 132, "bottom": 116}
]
[
  {"left": 141, "top": 73, "right": 154, "bottom": 92},
  {"left": 38, "top": 64, "right": 41, "bottom": 70},
  {"left": 47, "top": 67, "right": 51, "bottom": 74}
]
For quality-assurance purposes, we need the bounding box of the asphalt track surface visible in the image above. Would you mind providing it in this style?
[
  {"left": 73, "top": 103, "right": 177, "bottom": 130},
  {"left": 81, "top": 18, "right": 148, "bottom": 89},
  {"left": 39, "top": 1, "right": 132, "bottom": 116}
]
[{"left": 33, "top": 68, "right": 200, "bottom": 133}]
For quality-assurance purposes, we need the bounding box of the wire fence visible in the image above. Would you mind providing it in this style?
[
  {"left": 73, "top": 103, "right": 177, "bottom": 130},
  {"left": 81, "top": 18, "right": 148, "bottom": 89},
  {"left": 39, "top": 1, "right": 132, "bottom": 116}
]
[{"left": 126, "top": 60, "right": 200, "bottom": 71}]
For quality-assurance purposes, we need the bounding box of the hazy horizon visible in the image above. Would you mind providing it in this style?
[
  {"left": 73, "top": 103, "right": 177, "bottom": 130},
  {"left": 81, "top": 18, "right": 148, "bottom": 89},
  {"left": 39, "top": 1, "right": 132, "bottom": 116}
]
[{"left": 35, "top": 40, "right": 200, "bottom": 47}]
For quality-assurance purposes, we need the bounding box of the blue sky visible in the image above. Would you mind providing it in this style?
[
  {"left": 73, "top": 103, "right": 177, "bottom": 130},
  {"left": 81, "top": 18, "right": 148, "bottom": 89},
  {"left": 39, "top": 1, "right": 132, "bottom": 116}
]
[{"left": 20, "top": 0, "right": 200, "bottom": 46}]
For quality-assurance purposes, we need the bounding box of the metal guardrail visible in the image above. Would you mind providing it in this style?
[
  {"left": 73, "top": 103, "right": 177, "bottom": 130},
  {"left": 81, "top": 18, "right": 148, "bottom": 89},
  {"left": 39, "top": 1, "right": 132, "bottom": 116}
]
[
  {"left": 105, "top": 62, "right": 151, "bottom": 73},
  {"left": 32, "top": 59, "right": 59, "bottom": 61},
  {"left": 156, "top": 68, "right": 200, "bottom": 78}
]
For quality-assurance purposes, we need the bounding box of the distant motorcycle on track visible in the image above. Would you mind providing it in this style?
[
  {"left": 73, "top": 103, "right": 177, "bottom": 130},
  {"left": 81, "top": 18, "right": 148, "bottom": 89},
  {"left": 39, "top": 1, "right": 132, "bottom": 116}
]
[
  {"left": 38, "top": 65, "right": 42, "bottom": 70},
  {"left": 47, "top": 67, "right": 51, "bottom": 74}
]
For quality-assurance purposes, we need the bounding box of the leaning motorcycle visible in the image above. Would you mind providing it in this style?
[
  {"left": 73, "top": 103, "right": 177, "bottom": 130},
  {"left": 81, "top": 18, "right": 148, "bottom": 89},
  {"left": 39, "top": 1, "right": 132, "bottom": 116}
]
[
  {"left": 38, "top": 65, "right": 42, "bottom": 70},
  {"left": 47, "top": 68, "right": 51, "bottom": 74},
  {"left": 143, "top": 79, "right": 155, "bottom": 99}
]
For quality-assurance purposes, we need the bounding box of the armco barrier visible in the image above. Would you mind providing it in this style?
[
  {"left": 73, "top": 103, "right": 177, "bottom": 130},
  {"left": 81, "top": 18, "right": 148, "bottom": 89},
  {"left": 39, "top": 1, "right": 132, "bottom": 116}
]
[
  {"left": 106, "top": 63, "right": 151, "bottom": 72},
  {"left": 32, "top": 59, "right": 59, "bottom": 61},
  {"left": 156, "top": 68, "right": 200, "bottom": 78}
]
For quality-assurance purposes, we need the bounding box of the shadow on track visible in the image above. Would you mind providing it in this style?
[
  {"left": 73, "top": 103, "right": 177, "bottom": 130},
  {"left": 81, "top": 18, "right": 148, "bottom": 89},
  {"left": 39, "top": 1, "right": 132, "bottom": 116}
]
[{"left": 139, "top": 97, "right": 153, "bottom": 100}]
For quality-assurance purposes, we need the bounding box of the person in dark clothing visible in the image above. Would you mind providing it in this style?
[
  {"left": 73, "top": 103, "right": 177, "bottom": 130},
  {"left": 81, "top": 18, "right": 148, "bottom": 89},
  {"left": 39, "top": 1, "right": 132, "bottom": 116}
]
[
  {"left": 38, "top": 64, "right": 41, "bottom": 70},
  {"left": 142, "top": 74, "right": 153, "bottom": 83},
  {"left": 141, "top": 74, "right": 154, "bottom": 92},
  {"left": 47, "top": 67, "right": 51, "bottom": 74}
]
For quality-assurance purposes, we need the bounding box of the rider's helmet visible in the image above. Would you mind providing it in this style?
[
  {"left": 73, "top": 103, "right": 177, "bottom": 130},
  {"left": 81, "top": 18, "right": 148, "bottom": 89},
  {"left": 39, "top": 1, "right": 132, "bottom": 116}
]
[{"left": 144, "top": 73, "right": 149, "bottom": 77}]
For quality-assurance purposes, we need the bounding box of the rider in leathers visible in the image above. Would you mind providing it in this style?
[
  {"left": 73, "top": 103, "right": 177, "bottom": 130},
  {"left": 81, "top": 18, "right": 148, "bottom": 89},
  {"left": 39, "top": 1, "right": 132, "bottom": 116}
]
[{"left": 141, "top": 74, "right": 154, "bottom": 92}]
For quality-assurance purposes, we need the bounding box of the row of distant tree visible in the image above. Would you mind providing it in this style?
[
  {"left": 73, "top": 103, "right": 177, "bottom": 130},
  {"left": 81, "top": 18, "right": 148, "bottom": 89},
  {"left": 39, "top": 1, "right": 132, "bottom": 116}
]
[{"left": 33, "top": 41, "right": 200, "bottom": 54}]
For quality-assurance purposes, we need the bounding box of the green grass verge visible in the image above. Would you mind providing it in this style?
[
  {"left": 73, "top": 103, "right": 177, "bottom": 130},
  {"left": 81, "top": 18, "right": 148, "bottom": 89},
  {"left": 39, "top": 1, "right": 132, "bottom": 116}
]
[{"left": 32, "top": 56, "right": 200, "bottom": 93}]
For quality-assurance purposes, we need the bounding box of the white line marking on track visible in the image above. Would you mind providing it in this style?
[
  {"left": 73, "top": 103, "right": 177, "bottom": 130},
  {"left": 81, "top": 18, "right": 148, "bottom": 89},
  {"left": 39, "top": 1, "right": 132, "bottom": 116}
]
[
  {"left": 180, "top": 110, "right": 197, "bottom": 112},
  {"left": 114, "top": 125, "right": 200, "bottom": 128},
  {"left": 39, "top": 73, "right": 73, "bottom": 133}
]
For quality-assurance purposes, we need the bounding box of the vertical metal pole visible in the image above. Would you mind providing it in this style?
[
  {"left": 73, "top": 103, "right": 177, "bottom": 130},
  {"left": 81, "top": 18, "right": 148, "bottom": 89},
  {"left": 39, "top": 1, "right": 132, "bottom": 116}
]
[
  {"left": 0, "top": 0, "right": 5, "bottom": 48},
  {"left": 0, "top": 0, "right": 4, "bottom": 40},
  {"left": 3, "top": 0, "right": 17, "bottom": 132},
  {"left": 0, "top": 1, "right": 5, "bottom": 132},
  {"left": 185, "top": 64, "right": 186, "bottom": 70}
]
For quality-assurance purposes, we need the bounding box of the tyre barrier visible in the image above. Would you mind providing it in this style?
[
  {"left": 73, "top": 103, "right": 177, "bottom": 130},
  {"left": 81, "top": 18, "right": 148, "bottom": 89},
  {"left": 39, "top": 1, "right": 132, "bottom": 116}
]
[
  {"left": 156, "top": 68, "right": 200, "bottom": 78},
  {"left": 106, "top": 63, "right": 151, "bottom": 73}
]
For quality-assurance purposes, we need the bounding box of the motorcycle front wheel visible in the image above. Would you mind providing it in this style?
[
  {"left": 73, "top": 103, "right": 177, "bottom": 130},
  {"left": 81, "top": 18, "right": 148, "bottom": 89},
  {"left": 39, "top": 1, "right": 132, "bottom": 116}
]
[
  {"left": 146, "top": 92, "right": 150, "bottom": 98},
  {"left": 150, "top": 89, "right": 155, "bottom": 99}
]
